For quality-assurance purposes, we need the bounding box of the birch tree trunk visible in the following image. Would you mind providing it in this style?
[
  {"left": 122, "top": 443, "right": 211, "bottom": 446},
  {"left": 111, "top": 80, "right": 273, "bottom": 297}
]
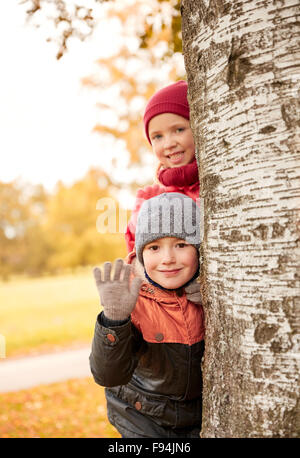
[{"left": 181, "top": 0, "right": 300, "bottom": 438}]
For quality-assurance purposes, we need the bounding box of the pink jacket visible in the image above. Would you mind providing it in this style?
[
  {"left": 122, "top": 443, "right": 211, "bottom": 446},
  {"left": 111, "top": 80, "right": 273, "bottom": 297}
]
[{"left": 125, "top": 159, "right": 200, "bottom": 253}]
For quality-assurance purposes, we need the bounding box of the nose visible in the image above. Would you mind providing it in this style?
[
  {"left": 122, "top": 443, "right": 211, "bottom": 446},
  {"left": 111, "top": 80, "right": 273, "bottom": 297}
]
[
  {"left": 163, "top": 133, "right": 177, "bottom": 150},
  {"left": 161, "top": 247, "right": 176, "bottom": 264}
]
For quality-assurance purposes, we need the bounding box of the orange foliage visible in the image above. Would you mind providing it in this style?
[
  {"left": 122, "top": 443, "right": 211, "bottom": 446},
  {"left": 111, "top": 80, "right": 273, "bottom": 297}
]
[{"left": 0, "top": 377, "right": 121, "bottom": 438}]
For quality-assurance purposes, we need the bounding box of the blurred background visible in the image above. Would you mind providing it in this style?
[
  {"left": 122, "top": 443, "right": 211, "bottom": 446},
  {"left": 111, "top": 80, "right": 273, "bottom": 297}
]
[{"left": 0, "top": 0, "right": 185, "bottom": 437}]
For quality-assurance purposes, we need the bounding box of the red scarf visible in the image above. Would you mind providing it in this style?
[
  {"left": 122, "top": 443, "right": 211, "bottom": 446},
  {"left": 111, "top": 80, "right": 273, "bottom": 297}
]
[{"left": 157, "top": 159, "right": 199, "bottom": 187}]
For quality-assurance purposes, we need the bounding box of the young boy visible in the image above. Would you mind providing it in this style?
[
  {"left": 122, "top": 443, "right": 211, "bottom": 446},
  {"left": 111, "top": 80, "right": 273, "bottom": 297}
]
[{"left": 90, "top": 192, "right": 205, "bottom": 438}]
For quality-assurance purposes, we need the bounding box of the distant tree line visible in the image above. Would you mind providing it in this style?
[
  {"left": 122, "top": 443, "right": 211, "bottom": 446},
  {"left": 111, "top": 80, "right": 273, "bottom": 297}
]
[{"left": 0, "top": 168, "right": 128, "bottom": 280}]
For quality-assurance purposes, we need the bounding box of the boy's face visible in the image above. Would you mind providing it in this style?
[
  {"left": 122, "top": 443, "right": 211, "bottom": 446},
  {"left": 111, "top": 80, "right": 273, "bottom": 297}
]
[
  {"left": 143, "top": 237, "right": 198, "bottom": 290},
  {"left": 148, "top": 113, "right": 195, "bottom": 168}
]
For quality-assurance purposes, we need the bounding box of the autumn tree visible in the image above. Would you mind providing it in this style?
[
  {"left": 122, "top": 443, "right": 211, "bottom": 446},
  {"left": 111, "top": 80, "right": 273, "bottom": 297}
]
[
  {"left": 0, "top": 181, "right": 28, "bottom": 279},
  {"left": 182, "top": 0, "right": 300, "bottom": 438},
  {"left": 20, "top": 184, "right": 51, "bottom": 276},
  {"left": 0, "top": 181, "right": 49, "bottom": 279},
  {"left": 44, "top": 168, "right": 127, "bottom": 272},
  {"left": 22, "top": 0, "right": 182, "bottom": 60},
  {"left": 0, "top": 170, "right": 127, "bottom": 278}
]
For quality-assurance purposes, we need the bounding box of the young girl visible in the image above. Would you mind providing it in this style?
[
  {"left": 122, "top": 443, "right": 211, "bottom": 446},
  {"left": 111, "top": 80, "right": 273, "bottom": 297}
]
[
  {"left": 90, "top": 192, "right": 205, "bottom": 438},
  {"left": 125, "top": 80, "right": 199, "bottom": 254}
]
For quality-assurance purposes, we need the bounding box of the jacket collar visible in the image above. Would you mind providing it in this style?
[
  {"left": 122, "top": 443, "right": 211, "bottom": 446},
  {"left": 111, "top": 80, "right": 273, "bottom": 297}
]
[
  {"left": 157, "top": 159, "right": 199, "bottom": 187},
  {"left": 139, "top": 280, "right": 186, "bottom": 305}
]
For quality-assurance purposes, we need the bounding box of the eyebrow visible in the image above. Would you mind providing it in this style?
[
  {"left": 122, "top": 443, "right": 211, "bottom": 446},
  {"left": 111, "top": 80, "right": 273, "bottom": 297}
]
[
  {"left": 146, "top": 237, "right": 186, "bottom": 246},
  {"left": 149, "top": 122, "right": 188, "bottom": 136},
  {"left": 145, "top": 241, "right": 160, "bottom": 246}
]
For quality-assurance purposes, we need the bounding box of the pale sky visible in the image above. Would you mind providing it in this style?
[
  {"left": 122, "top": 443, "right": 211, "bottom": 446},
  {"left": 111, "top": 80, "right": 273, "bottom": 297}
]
[
  {"left": 0, "top": 1, "right": 184, "bottom": 208},
  {"left": 0, "top": 1, "right": 147, "bottom": 204}
]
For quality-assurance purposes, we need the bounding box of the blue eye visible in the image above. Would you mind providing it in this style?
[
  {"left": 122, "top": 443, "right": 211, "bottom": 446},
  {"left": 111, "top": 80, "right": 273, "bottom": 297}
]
[{"left": 151, "top": 134, "right": 162, "bottom": 141}]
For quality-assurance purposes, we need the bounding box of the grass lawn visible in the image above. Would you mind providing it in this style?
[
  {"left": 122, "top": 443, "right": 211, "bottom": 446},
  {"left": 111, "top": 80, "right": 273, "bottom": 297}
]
[
  {"left": 0, "top": 377, "right": 121, "bottom": 438},
  {"left": 0, "top": 270, "right": 101, "bottom": 357},
  {"left": 0, "top": 270, "right": 123, "bottom": 438}
]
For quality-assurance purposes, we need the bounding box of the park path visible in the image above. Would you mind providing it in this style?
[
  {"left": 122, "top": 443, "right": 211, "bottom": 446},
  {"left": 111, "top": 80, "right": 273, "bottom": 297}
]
[{"left": 0, "top": 345, "right": 92, "bottom": 393}]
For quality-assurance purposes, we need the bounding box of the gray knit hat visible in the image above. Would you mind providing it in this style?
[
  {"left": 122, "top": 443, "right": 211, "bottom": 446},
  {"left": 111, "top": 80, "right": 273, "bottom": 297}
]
[{"left": 135, "top": 192, "right": 201, "bottom": 265}]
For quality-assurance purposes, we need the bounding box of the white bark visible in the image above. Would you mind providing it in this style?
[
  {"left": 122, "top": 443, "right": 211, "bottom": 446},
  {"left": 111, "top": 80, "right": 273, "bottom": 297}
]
[{"left": 182, "top": 0, "right": 300, "bottom": 437}]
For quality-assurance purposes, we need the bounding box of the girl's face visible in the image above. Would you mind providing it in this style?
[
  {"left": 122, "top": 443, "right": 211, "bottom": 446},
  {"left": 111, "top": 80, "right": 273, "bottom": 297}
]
[
  {"left": 143, "top": 237, "right": 198, "bottom": 290},
  {"left": 148, "top": 113, "right": 195, "bottom": 168}
]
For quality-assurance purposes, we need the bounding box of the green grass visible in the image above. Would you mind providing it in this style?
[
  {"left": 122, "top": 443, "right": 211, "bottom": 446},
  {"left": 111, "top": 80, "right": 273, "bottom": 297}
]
[
  {"left": 0, "top": 270, "right": 122, "bottom": 439},
  {"left": 0, "top": 270, "right": 101, "bottom": 357}
]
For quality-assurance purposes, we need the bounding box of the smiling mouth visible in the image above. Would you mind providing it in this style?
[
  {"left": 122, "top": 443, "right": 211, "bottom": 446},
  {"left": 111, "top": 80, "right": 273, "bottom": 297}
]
[
  {"left": 158, "top": 268, "right": 182, "bottom": 276},
  {"left": 167, "top": 151, "right": 184, "bottom": 158}
]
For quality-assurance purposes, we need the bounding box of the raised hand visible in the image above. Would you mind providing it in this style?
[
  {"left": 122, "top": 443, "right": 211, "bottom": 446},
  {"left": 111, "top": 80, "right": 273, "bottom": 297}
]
[{"left": 93, "top": 259, "right": 143, "bottom": 321}]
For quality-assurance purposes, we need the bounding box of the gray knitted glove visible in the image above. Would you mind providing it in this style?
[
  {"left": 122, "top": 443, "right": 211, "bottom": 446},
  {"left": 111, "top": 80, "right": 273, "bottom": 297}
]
[
  {"left": 185, "top": 279, "right": 202, "bottom": 305},
  {"left": 93, "top": 258, "right": 142, "bottom": 321}
]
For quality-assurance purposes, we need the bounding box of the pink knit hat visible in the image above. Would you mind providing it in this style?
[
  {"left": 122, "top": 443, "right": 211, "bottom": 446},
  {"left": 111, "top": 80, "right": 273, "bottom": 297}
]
[{"left": 143, "top": 80, "right": 190, "bottom": 144}]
